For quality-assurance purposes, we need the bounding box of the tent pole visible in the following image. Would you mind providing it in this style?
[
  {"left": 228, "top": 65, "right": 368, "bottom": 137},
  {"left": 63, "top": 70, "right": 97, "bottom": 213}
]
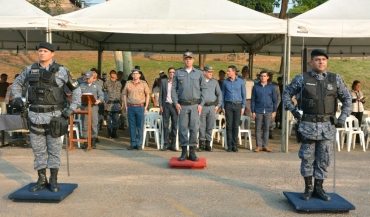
[
  {"left": 283, "top": 35, "right": 291, "bottom": 153},
  {"left": 281, "top": 34, "right": 287, "bottom": 152},
  {"left": 98, "top": 48, "right": 103, "bottom": 73},
  {"left": 248, "top": 52, "right": 253, "bottom": 77},
  {"left": 25, "top": 30, "right": 28, "bottom": 55}
]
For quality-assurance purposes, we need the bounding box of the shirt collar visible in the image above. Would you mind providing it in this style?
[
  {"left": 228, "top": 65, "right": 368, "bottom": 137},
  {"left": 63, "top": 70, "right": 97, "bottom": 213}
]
[
  {"left": 310, "top": 70, "right": 327, "bottom": 79},
  {"left": 38, "top": 60, "right": 55, "bottom": 70}
]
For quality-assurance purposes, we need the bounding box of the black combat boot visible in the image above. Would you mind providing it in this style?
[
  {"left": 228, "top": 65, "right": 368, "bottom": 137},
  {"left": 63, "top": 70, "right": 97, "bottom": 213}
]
[
  {"left": 269, "top": 130, "right": 274, "bottom": 139},
  {"left": 188, "top": 146, "right": 199, "bottom": 162},
  {"left": 30, "top": 169, "right": 48, "bottom": 192},
  {"left": 178, "top": 146, "right": 188, "bottom": 161},
  {"left": 91, "top": 138, "right": 96, "bottom": 149},
  {"left": 161, "top": 144, "right": 170, "bottom": 151},
  {"left": 313, "top": 179, "right": 331, "bottom": 201},
  {"left": 49, "top": 168, "right": 59, "bottom": 192},
  {"left": 112, "top": 128, "right": 118, "bottom": 138},
  {"left": 81, "top": 138, "right": 87, "bottom": 149},
  {"left": 205, "top": 140, "right": 213, "bottom": 152},
  {"left": 198, "top": 140, "right": 205, "bottom": 152},
  {"left": 227, "top": 145, "right": 232, "bottom": 152},
  {"left": 301, "top": 176, "right": 313, "bottom": 200},
  {"left": 107, "top": 128, "right": 112, "bottom": 138},
  {"left": 95, "top": 137, "right": 100, "bottom": 143}
]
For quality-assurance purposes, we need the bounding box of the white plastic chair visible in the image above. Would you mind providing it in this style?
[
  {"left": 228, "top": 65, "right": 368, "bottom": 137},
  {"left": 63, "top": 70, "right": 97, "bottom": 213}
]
[
  {"left": 362, "top": 117, "right": 370, "bottom": 138},
  {"left": 68, "top": 124, "right": 81, "bottom": 148},
  {"left": 341, "top": 115, "right": 365, "bottom": 152},
  {"left": 73, "top": 114, "right": 83, "bottom": 136},
  {"left": 210, "top": 114, "right": 227, "bottom": 149},
  {"left": 238, "top": 116, "right": 252, "bottom": 150},
  {"left": 149, "top": 107, "right": 161, "bottom": 114},
  {"left": 142, "top": 112, "right": 163, "bottom": 149}
]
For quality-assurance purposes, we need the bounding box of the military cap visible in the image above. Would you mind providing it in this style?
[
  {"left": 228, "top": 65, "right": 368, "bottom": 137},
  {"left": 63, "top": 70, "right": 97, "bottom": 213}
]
[
  {"left": 131, "top": 68, "right": 142, "bottom": 73},
  {"left": 134, "top": 66, "right": 140, "bottom": 70},
  {"left": 311, "top": 49, "right": 328, "bottom": 59},
  {"left": 110, "top": 70, "right": 117, "bottom": 74},
  {"left": 183, "top": 51, "right": 194, "bottom": 58},
  {"left": 102, "top": 72, "right": 107, "bottom": 75},
  {"left": 159, "top": 71, "right": 164, "bottom": 75},
  {"left": 84, "top": 70, "right": 93, "bottom": 79},
  {"left": 38, "top": 42, "right": 55, "bottom": 52},
  {"left": 204, "top": 66, "right": 214, "bottom": 72}
]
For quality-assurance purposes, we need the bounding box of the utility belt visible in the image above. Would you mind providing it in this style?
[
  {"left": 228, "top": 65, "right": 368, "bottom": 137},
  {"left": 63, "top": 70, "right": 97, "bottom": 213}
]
[
  {"left": 108, "top": 99, "right": 121, "bottom": 104},
  {"left": 29, "top": 104, "right": 64, "bottom": 113},
  {"left": 203, "top": 100, "right": 218, "bottom": 107},
  {"left": 302, "top": 114, "right": 331, "bottom": 123},
  {"left": 30, "top": 117, "right": 68, "bottom": 138},
  {"left": 178, "top": 99, "right": 200, "bottom": 106},
  {"left": 225, "top": 101, "right": 242, "bottom": 105}
]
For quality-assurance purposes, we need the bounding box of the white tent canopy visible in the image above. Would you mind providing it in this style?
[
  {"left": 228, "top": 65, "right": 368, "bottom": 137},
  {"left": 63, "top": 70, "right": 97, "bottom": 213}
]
[
  {"left": 0, "top": 0, "right": 50, "bottom": 29},
  {"left": 48, "top": 0, "right": 287, "bottom": 53},
  {"left": 289, "top": 0, "right": 370, "bottom": 38}
]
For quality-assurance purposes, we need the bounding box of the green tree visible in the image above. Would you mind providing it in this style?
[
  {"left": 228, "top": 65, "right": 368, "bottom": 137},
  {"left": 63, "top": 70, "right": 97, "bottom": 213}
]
[
  {"left": 29, "top": 0, "right": 63, "bottom": 15},
  {"left": 288, "top": 0, "right": 328, "bottom": 14},
  {"left": 230, "top": 0, "right": 281, "bottom": 13}
]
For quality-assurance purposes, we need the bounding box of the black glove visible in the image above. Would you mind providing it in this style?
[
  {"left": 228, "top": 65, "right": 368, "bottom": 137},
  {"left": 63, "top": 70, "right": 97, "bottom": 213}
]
[
  {"left": 12, "top": 98, "right": 24, "bottom": 109},
  {"left": 335, "top": 121, "right": 344, "bottom": 128},
  {"left": 292, "top": 109, "right": 302, "bottom": 120},
  {"left": 61, "top": 108, "right": 74, "bottom": 119}
]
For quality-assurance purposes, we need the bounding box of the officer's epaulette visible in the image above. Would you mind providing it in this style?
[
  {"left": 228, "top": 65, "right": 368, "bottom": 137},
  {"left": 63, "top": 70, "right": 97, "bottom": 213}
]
[{"left": 140, "top": 80, "right": 147, "bottom": 83}]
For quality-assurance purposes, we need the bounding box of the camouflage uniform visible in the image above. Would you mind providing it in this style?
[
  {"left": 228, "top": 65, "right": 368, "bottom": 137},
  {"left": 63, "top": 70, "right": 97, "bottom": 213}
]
[
  {"left": 11, "top": 61, "right": 81, "bottom": 170},
  {"left": 104, "top": 79, "right": 122, "bottom": 137},
  {"left": 283, "top": 70, "right": 351, "bottom": 179}
]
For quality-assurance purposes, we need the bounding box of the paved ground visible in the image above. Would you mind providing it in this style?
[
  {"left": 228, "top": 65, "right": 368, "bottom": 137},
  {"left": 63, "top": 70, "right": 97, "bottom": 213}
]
[{"left": 0, "top": 128, "right": 369, "bottom": 217}]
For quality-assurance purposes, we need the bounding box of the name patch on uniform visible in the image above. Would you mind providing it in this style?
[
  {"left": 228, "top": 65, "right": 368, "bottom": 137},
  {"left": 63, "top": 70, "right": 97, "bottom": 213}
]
[
  {"left": 306, "top": 83, "right": 316, "bottom": 86},
  {"left": 178, "top": 75, "right": 185, "bottom": 77},
  {"left": 327, "top": 84, "right": 333, "bottom": 91},
  {"left": 31, "top": 69, "right": 39, "bottom": 74},
  {"left": 180, "top": 80, "right": 183, "bottom": 84}
]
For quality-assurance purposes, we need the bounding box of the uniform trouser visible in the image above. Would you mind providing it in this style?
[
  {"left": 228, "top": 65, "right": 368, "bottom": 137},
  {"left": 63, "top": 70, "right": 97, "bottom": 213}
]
[
  {"left": 244, "top": 99, "right": 252, "bottom": 117},
  {"left": 199, "top": 105, "right": 215, "bottom": 141},
  {"left": 179, "top": 104, "right": 199, "bottom": 147},
  {"left": 225, "top": 102, "right": 242, "bottom": 148},
  {"left": 298, "top": 140, "right": 332, "bottom": 179},
  {"left": 255, "top": 113, "right": 271, "bottom": 148},
  {"left": 30, "top": 126, "right": 63, "bottom": 170},
  {"left": 127, "top": 106, "right": 144, "bottom": 147},
  {"left": 162, "top": 103, "right": 178, "bottom": 147},
  {"left": 97, "top": 103, "right": 104, "bottom": 130},
  {"left": 107, "top": 110, "right": 120, "bottom": 129},
  {"left": 82, "top": 105, "right": 99, "bottom": 138}
]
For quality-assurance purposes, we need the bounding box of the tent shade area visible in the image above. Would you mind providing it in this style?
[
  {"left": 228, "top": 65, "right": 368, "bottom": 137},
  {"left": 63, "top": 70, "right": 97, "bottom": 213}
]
[{"left": 48, "top": 0, "right": 287, "bottom": 53}]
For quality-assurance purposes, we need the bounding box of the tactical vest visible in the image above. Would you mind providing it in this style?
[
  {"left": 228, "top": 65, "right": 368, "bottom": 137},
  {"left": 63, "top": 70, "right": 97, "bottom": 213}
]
[
  {"left": 299, "top": 72, "right": 337, "bottom": 115},
  {"left": 27, "top": 63, "right": 65, "bottom": 105}
]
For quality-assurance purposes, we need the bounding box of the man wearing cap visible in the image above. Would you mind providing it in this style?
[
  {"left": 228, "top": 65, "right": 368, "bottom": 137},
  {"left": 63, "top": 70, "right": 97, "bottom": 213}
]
[
  {"left": 159, "top": 67, "right": 178, "bottom": 151},
  {"left": 152, "top": 71, "right": 165, "bottom": 91},
  {"left": 11, "top": 42, "right": 81, "bottom": 192},
  {"left": 198, "top": 66, "right": 222, "bottom": 152},
  {"left": 79, "top": 70, "right": 104, "bottom": 149},
  {"left": 221, "top": 65, "right": 246, "bottom": 152},
  {"left": 102, "top": 72, "right": 107, "bottom": 83},
  {"left": 91, "top": 68, "right": 105, "bottom": 135},
  {"left": 283, "top": 49, "right": 351, "bottom": 201},
  {"left": 123, "top": 69, "right": 150, "bottom": 150},
  {"left": 117, "top": 70, "right": 127, "bottom": 131},
  {"left": 171, "top": 52, "right": 207, "bottom": 161},
  {"left": 241, "top": 66, "right": 254, "bottom": 117},
  {"left": 254, "top": 72, "right": 260, "bottom": 84},
  {"left": 104, "top": 70, "right": 122, "bottom": 138},
  {"left": 218, "top": 70, "right": 226, "bottom": 88}
]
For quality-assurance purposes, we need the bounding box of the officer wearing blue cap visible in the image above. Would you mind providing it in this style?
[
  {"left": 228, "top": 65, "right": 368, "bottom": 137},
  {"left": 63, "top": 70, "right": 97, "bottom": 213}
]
[
  {"left": 80, "top": 70, "right": 104, "bottom": 149},
  {"left": 171, "top": 51, "right": 207, "bottom": 161},
  {"left": 283, "top": 49, "right": 351, "bottom": 201},
  {"left": 11, "top": 42, "right": 81, "bottom": 192}
]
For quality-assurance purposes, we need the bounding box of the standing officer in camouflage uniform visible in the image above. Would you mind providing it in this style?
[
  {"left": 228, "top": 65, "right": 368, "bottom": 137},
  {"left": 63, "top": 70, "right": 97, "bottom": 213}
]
[
  {"left": 11, "top": 42, "right": 81, "bottom": 192},
  {"left": 80, "top": 70, "right": 104, "bottom": 149},
  {"left": 198, "top": 66, "right": 222, "bottom": 152},
  {"left": 283, "top": 49, "right": 351, "bottom": 201},
  {"left": 104, "top": 70, "right": 122, "bottom": 138},
  {"left": 171, "top": 52, "right": 207, "bottom": 161},
  {"left": 122, "top": 69, "right": 150, "bottom": 150}
]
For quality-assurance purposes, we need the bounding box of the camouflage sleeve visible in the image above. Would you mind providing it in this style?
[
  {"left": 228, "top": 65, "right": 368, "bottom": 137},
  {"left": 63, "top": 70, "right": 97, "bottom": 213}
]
[
  {"left": 282, "top": 74, "right": 303, "bottom": 112},
  {"left": 336, "top": 74, "right": 352, "bottom": 123},
  {"left": 11, "top": 66, "right": 29, "bottom": 99},
  {"left": 58, "top": 66, "right": 81, "bottom": 110},
  {"left": 97, "top": 83, "right": 104, "bottom": 102}
]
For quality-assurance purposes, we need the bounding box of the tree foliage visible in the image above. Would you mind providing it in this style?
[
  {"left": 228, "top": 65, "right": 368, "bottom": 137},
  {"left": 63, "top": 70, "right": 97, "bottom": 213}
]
[
  {"left": 29, "top": 0, "right": 63, "bottom": 15},
  {"left": 230, "top": 0, "right": 280, "bottom": 13},
  {"left": 288, "top": 0, "right": 328, "bottom": 14}
]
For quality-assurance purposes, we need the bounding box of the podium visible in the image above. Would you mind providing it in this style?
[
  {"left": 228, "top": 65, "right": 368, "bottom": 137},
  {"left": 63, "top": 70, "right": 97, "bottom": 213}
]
[{"left": 68, "top": 94, "right": 96, "bottom": 151}]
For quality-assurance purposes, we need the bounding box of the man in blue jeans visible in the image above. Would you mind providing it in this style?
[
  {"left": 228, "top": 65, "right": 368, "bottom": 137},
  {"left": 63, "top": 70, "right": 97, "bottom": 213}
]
[
  {"left": 122, "top": 69, "right": 150, "bottom": 150},
  {"left": 251, "top": 71, "right": 277, "bottom": 152}
]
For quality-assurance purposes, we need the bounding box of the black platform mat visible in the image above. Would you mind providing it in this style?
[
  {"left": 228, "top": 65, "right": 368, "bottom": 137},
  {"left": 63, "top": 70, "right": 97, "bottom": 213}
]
[
  {"left": 8, "top": 183, "right": 78, "bottom": 203},
  {"left": 283, "top": 191, "right": 355, "bottom": 213}
]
